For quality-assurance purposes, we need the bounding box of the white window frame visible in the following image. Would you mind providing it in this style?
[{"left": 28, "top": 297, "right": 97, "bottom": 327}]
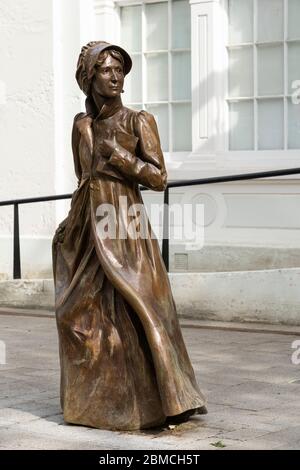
[
  {"left": 190, "top": 0, "right": 300, "bottom": 172},
  {"left": 225, "top": 0, "right": 300, "bottom": 153}
]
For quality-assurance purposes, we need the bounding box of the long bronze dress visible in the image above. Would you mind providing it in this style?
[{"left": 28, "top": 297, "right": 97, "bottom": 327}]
[{"left": 52, "top": 95, "right": 207, "bottom": 430}]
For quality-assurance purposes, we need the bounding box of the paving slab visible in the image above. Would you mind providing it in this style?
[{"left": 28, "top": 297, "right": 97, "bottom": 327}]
[{"left": 0, "top": 311, "right": 300, "bottom": 450}]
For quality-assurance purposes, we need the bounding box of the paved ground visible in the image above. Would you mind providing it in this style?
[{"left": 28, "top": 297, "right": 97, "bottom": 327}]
[{"left": 0, "top": 310, "right": 300, "bottom": 450}]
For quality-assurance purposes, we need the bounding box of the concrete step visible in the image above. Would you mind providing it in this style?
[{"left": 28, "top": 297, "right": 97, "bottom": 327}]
[{"left": 0, "top": 268, "right": 299, "bottom": 325}]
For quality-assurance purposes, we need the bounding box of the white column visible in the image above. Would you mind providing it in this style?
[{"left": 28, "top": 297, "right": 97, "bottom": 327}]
[
  {"left": 93, "top": 0, "right": 120, "bottom": 44},
  {"left": 53, "top": 0, "right": 83, "bottom": 225},
  {"left": 190, "top": 0, "right": 225, "bottom": 157}
]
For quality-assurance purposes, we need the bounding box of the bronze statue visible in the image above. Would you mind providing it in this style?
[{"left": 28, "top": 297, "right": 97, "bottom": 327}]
[{"left": 52, "top": 41, "right": 207, "bottom": 431}]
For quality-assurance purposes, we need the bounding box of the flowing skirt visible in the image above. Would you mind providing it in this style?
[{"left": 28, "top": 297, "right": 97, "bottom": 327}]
[{"left": 52, "top": 175, "right": 207, "bottom": 430}]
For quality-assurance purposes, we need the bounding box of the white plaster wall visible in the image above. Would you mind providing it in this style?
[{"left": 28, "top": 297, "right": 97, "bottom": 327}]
[
  {"left": 0, "top": 0, "right": 88, "bottom": 279},
  {"left": 0, "top": 0, "right": 56, "bottom": 278},
  {"left": 0, "top": 0, "right": 54, "bottom": 206}
]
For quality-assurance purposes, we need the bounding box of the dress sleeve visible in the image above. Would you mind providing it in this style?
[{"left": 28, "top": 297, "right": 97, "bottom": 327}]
[
  {"left": 71, "top": 113, "right": 85, "bottom": 185},
  {"left": 107, "top": 110, "right": 168, "bottom": 191}
]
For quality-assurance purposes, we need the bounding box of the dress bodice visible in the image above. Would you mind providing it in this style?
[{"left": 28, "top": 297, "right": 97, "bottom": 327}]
[
  {"left": 78, "top": 106, "right": 138, "bottom": 182},
  {"left": 72, "top": 100, "right": 167, "bottom": 192}
]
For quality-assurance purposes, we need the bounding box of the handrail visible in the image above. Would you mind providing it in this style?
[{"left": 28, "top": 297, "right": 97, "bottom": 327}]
[
  {"left": 1, "top": 167, "right": 300, "bottom": 207},
  {"left": 0, "top": 193, "right": 73, "bottom": 207},
  {"left": 1, "top": 166, "right": 300, "bottom": 278}
]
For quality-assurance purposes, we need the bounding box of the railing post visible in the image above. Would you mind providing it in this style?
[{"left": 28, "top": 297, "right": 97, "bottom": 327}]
[
  {"left": 162, "top": 186, "right": 169, "bottom": 272},
  {"left": 13, "top": 203, "right": 21, "bottom": 279}
]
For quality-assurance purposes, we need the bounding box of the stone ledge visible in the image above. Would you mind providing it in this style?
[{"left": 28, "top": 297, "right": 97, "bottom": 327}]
[
  {"left": 0, "top": 279, "right": 54, "bottom": 311},
  {"left": 0, "top": 268, "right": 300, "bottom": 325}
]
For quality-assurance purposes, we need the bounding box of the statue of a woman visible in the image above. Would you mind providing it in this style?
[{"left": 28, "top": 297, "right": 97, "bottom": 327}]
[{"left": 52, "top": 41, "right": 207, "bottom": 431}]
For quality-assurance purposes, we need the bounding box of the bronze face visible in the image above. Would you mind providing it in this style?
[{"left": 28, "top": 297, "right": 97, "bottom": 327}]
[{"left": 92, "top": 54, "right": 124, "bottom": 98}]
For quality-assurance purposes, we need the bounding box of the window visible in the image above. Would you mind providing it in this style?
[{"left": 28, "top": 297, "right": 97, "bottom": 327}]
[
  {"left": 227, "top": 0, "right": 300, "bottom": 151},
  {"left": 120, "top": 0, "right": 192, "bottom": 152}
]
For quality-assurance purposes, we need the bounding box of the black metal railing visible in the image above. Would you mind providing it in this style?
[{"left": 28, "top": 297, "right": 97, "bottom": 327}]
[{"left": 1, "top": 166, "right": 300, "bottom": 278}]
